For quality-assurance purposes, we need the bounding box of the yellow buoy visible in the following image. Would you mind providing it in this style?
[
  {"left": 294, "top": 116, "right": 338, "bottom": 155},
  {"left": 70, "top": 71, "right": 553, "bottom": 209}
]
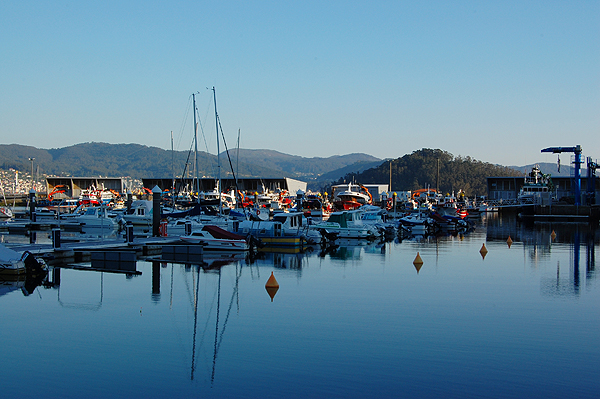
[
  {"left": 480, "top": 243, "right": 488, "bottom": 259},
  {"left": 506, "top": 236, "right": 513, "bottom": 248},
  {"left": 551, "top": 230, "right": 556, "bottom": 240},
  {"left": 265, "top": 271, "right": 279, "bottom": 302}
]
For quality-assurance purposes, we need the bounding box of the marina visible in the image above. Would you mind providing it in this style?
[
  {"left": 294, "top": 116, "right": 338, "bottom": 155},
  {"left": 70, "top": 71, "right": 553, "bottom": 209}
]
[
  {"left": 3, "top": 3, "right": 599, "bottom": 397},
  {"left": 1, "top": 213, "right": 599, "bottom": 398}
]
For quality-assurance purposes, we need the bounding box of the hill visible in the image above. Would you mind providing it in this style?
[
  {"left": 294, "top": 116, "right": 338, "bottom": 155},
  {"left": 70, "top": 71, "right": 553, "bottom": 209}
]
[
  {"left": 510, "top": 162, "right": 575, "bottom": 177},
  {"left": 0, "top": 142, "right": 380, "bottom": 181},
  {"left": 332, "top": 148, "right": 523, "bottom": 197}
]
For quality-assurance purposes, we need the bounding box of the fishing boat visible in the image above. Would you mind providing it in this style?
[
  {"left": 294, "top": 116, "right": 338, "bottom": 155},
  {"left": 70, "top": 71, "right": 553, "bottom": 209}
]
[
  {"left": 332, "top": 183, "right": 373, "bottom": 211},
  {"left": 300, "top": 192, "right": 331, "bottom": 221},
  {"left": 518, "top": 164, "right": 555, "bottom": 204},
  {"left": 180, "top": 225, "right": 249, "bottom": 251}
]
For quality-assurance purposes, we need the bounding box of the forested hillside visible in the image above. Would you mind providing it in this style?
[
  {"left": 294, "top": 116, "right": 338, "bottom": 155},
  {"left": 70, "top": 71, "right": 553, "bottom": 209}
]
[
  {"left": 333, "top": 148, "right": 523, "bottom": 196},
  {"left": 0, "top": 142, "right": 379, "bottom": 180}
]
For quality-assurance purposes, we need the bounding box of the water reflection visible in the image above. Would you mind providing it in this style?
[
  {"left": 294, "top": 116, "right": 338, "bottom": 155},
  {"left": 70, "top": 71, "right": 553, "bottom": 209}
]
[
  {"left": 3, "top": 214, "right": 600, "bottom": 397},
  {"left": 484, "top": 212, "right": 599, "bottom": 296},
  {"left": 0, "top": 267, "right": 48, "bottom": 298}
]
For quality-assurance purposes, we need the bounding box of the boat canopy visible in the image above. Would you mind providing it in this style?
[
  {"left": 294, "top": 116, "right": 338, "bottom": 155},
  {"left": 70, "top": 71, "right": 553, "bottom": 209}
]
[{"left": 202, "top": 225, "right": 245, "bottom": 240}]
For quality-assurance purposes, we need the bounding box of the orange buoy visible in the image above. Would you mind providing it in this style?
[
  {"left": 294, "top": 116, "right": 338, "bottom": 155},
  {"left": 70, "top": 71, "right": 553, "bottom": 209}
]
[
  {"left": 265, "top": 272, "right": 279, "bottom": 301},
  {"left": 480, "top": 243, "right": 488, "bottom": 259},
  {"left": 413, "top": 252, "right": 423, "bottom": 265},
  {"left": 413, "top": 252, "right": 423, "bottom": 273},
  {"left": 507, "top": 236, "right": 513, "bottom": 248},
  {"left": 265, "top": 271, "right": 279, "bottom": 288},
  {"left": 551, "top": 230, "right": 556, "bottom": 240}
]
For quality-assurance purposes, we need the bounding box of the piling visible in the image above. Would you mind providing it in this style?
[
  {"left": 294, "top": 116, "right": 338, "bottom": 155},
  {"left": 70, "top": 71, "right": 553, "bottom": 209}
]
[
  {"left": 125, "top": 221, "right": 134, "bottom": 243},
  {"left": 29, "top": 189, "right": 36, "bottom": 222},
  {"left": 126, "top": 189, "right": 132, "bottom": 211},
  {"left": 152, "top": 185, "right": 162, "bottom": 237},
  {"left": 52, "top": 228, "right": 61, "bottom": 249}
]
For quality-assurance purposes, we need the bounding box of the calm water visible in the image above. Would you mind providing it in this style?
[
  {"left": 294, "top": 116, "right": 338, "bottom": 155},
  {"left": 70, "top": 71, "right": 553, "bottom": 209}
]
[{"left": 2, "top": 214, "right": 599, "bottom": 399}]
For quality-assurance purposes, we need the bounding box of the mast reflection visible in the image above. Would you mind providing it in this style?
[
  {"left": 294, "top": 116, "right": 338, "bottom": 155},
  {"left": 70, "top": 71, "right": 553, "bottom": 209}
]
[{"left": 484, "top": 213, "right": 598, "bottom": 296}]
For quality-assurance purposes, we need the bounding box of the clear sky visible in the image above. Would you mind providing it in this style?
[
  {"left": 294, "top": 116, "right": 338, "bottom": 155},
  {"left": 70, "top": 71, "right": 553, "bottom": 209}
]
[{"left": 2, "top": 1, "right": 599, "bottom": 167}]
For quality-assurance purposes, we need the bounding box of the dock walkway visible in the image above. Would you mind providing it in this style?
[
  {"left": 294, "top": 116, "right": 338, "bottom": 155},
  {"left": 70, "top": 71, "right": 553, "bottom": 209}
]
[{"left": 4, "top": 236, "right": 181, "bottom": 265}]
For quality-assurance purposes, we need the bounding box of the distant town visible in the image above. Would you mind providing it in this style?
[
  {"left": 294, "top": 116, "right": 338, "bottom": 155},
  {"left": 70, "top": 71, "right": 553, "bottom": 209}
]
[{"left": 0, "top": 168, "right": 143, "bottom": 199}]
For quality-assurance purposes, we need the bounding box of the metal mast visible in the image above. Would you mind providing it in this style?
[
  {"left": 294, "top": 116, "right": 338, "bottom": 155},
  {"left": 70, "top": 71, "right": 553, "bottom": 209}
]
[
  {"left": 192, "top": 93, "right": 200, "bottom": 203},
  {"left": 213, "top": 87, "right": 222, "bottom": 214}
]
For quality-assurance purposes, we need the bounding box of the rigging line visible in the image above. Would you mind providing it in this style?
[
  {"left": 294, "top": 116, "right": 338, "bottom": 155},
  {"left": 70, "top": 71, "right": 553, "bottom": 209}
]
[
  {"left": 216, "top": 265, "right": 243, "bottom": 352},
  {"left": 196, "top": 99, "right": 217, "bottom": 179},
  {"left": 191, "top": 264, "right": 201, "bottom": 380},
  {"left": 178, "top": 138, "right": 196, "bottom": 192},
  {"left": 217, "top": 114, "right": 246, "bottom": 214},
  {"left": 192, "top": 272, "right": 221, "bottom": 376},
  {"left": 211, "top": 269, "right": 222, "bottom": 384},
  {"left": 176, "top": 95, "right": 193, "bottom": 151}
]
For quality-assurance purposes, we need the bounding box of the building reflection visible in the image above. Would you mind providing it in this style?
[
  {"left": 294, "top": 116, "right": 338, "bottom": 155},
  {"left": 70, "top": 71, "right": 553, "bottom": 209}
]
[{"left": 484, "top": 212, "right": 598, "bottom": 296}]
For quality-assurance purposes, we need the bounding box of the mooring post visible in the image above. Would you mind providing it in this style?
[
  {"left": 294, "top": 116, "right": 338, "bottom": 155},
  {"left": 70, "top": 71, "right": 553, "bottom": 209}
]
[
  {"left": 152, "top": 185, "right": 162, "bottom": 237},
  {"left": 29, "top": 189, "right": 36, "bottom": 222},
  {"left": 296, "top": 189, "right": 304, "bottom": 212},
  {"left": 52, "top": 228, "right": 61, "bottom": 249},
  {"left": 126, "top": 189, "right": 132, "bottom": 211},
  {"left": 125, "top": 221, "right": 134, "bottom": 243}
]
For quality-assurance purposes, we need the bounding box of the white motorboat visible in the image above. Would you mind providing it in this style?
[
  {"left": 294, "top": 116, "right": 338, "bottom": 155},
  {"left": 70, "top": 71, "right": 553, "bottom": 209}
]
[
  {"left": 0, "top": 244, "right": 26, "bottom": 276},
  {"left": 1, "top": 244, "right": 47, "bottom": 276},
  {"left": 77, "top": 206, "right": 119, "bottom": 230},
  {"left": 310, "top": 209, "right": 379, "bottom": 240},
  {"left": 0, "top": 207, "right": 13, "bottom": 219},
  {"left": 180, "top": 225, "right": 249, "bottom": 251},
  {"left": 230, "top": 211, "right": 320, "bottom": 246},
  {"left": 122, "top": 200, "right": 153, "bottom": 226}
]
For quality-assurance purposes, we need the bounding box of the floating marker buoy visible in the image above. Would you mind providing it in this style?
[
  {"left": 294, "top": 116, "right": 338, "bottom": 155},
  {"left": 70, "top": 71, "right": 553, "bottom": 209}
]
[
  {"left": 413, "top": 252, "right": 423, "bottom": 265},
  {"left": 507, "top": 236, "right": 513, "bottom": 248},
  {"left": 413, "top": 252, "right": 424, "bottom": 273},
  {"left": 480, "top": 243, "right": 488, "bottom": 259},
  {"left": 265, "top": 272, "right": 279, "bottom": 302},
  {"left": 551, "top": 230, "right": 556, "bottom": 240},
  {"left": 265, "top": 271, "right": 279, "bottom": 288}
]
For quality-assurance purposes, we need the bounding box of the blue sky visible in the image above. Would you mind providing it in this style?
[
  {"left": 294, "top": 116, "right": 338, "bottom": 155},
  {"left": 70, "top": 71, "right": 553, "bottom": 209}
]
[{"left": 2, "top": 1, "right": 598, "bottom": 166}]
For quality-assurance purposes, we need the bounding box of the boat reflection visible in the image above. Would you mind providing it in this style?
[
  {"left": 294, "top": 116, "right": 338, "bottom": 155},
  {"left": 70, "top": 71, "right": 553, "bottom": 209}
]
[
  {"left": 0, "top": 267, "right": 48, "bottom": 299},
  {"left": 317, "top": 239, "right": 387, "bottom": 261}
]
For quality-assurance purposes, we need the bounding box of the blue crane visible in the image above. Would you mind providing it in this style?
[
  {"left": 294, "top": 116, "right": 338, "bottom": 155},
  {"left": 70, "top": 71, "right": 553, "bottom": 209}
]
[{"left": 541, "top": 145, "right": 583, "bottom": 205}]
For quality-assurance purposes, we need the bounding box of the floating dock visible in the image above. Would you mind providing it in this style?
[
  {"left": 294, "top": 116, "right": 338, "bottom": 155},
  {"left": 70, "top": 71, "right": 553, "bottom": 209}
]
[{"left": 518, "top": 204, "right": 600, "bottom": 224}]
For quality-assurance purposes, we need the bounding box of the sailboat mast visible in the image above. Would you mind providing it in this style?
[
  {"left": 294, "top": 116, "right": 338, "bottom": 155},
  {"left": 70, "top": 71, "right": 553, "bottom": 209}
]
[
  {"left": 213, "top": 87, "right": 222, "bottom": 214},
  {"left": 171, "top": 131, "right": 175, "bottom": 208},
  {"left": 192, "top": 93, "right": 199, "bottom": 203}
]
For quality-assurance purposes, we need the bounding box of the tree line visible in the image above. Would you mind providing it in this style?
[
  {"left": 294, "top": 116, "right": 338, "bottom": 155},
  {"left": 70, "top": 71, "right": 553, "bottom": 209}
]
[{"left": 330, "top": 148, "right": 523, "bottom": 197}]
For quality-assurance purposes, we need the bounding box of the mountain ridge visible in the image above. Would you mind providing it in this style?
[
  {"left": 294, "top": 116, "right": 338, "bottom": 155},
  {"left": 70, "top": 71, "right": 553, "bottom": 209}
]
[{"left": 0, "top": 142, "right": 382, "bottom": 184}]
